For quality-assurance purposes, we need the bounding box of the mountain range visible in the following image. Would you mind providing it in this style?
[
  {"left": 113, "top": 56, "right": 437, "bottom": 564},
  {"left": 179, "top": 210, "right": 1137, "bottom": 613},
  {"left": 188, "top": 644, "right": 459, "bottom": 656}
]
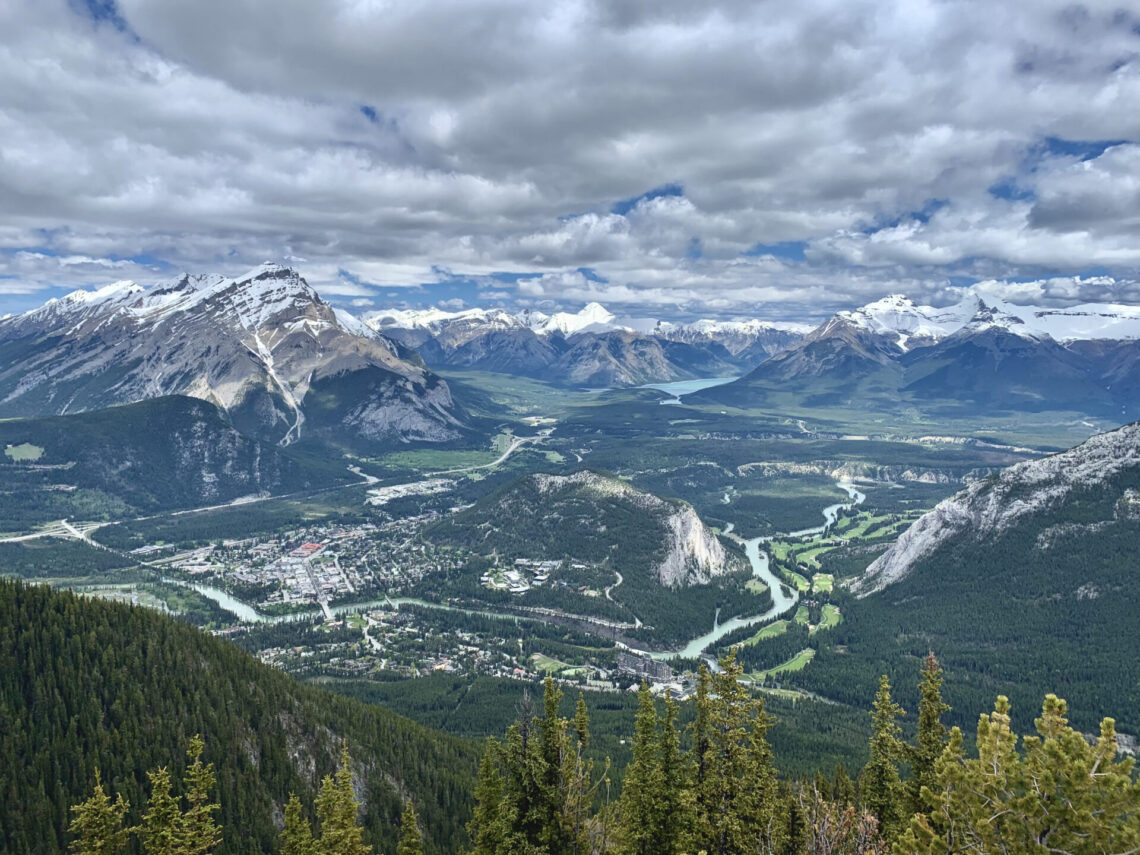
[
  {"left": 7, "top": 266, "right": 1140, "bottom": 454},
  {"left": 699, "top": 294, "right": 1140, "bottom": 417},
  {"left": 365, "top": 303, "right": 808, "bottom": 387},
  {"left": 0, "top": 264, "right": 470, "bottom": 447}
]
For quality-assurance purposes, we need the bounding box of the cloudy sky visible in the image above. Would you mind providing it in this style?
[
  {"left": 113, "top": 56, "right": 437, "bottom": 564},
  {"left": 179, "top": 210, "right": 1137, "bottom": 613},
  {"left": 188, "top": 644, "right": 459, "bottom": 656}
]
[{"left": 1, "top": 0, "right": 1138, "bottom": 320}]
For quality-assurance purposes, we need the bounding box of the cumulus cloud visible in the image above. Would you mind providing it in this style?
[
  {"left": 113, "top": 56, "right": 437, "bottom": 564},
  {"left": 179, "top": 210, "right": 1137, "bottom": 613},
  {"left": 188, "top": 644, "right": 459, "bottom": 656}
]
[{"left": 1, "top": 0, "right": 1139, "bottom": 318}]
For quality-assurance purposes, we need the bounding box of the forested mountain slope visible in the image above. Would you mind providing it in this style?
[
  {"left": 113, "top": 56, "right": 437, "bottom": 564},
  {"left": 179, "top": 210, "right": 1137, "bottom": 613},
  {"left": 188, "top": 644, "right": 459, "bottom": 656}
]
[
  {"left": 424, "top": 470, "right": 765, "bottom": 646},
  {"left": 0, "top": 582, "right": 478, "bottom": 855},
  {"left": 0, "top": 396, "right": 350, "bottom": 530},
  {"left": 796, "top": 422, "right": 1140, "bottom": 737}
]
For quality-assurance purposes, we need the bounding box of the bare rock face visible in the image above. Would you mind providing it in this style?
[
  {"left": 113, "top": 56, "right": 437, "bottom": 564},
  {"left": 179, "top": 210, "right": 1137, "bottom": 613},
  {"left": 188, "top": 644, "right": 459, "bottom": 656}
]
[
  {"left": 654, "top": 505, "right": 728, "bottom": 588},
  {"left": 850, "top": 422, "right": 1140, "bottom": 596},
  {"left": 0, "top": 264, "right": 468, "bottom": 446}
]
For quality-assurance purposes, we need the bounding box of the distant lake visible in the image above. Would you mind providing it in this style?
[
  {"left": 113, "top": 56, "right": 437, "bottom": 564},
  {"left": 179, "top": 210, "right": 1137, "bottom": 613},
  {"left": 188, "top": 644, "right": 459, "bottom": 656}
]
[{"left": 637, "top": 376, "right": 738, "bottom": 397}]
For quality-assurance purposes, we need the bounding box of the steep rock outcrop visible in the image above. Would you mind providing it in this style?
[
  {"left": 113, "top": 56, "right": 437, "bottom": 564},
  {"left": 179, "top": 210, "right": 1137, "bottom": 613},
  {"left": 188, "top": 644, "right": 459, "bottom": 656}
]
[{"left": 850, "top": 422, "right": 1140, "bottom": 596}]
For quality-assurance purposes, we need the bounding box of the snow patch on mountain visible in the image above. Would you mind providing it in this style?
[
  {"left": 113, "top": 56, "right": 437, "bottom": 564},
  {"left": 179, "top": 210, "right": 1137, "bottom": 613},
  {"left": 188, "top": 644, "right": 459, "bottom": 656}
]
[
  {"left": 365, "top": 306, "right": 525, "bottom": 332},
  {"left": 837, "top": 294, "right": 976, "bottom": 348},
  {"left": 836, "top": 294, "right": 1140, "bottom": 347},
  {"left": 850, "top": 422, "right": 1140, "bottom": 596},
  {"left": 366, "top": 302, "right": 809, "bottom": 343},
  {"left": 533, "top": 302, "right": 617, "bottom": 335}
]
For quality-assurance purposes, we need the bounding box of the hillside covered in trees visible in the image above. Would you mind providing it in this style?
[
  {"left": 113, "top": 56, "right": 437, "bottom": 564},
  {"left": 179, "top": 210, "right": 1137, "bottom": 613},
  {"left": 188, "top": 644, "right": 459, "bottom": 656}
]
[
  {"left": 0, "top": 581, "right": 477, "bottom": 855},
  {"left": 0, "top": 396, "right": 350, "bottom": 529}
]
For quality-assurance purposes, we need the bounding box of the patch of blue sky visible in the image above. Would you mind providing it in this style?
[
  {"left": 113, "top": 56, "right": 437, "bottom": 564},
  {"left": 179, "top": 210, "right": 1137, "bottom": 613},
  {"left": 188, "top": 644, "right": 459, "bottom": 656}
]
[
  {"left": 1040, "top": 136, "right": 1130, "bottom": 161},
  {"left": 743, "top": 241, "right": 807, "bottom": 261},
  {"left": 575, "top": 267, "right": 606, "bottom": 282},
  {"left": 851, "top": 199, "right": 948, "bottom": 236},
  {"left": 70, "top": 0, "right": 136, "bottom": 37},
  {"left": 988, "top": 178, "right": 1035, "bottom": 202},
  {"left": 610, "top": 183, "right": 683, "bottom": 216}
]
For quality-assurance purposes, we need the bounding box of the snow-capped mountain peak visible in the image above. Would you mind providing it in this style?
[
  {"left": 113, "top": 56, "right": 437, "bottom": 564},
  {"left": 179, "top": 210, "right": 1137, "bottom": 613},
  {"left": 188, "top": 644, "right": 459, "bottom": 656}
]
[
  {"left": 364, "top": 306, "right": 523, "bottom": 332},
  {"left": 836, "top": 294, "right": 978, "bottom": 350},
  {"left": 828, "top": 293, "right": 1140, "bottom": 350},
  {"left": 534, "top": 301, "right": 618, "bottom": 336},
  {"left": 952, "top": 301, "right": 1043, "bottom": 340},
  {"left": 0, "top": 264, "right": 466, "bottom": 446}
]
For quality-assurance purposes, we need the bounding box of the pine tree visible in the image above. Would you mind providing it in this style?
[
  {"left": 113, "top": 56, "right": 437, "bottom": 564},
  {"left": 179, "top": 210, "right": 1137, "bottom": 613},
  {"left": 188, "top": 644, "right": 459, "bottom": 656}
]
[
  {"left": 688, "top": 651, "right": 785, "bottom": 855},
  {"left": 537, "top": 677, "right": 566, "bottom": 854},
  {"left": 572, "top": 694, "right": 590, "bottom": 750},
  {"left": 690, "top": 664, "right": 712, "bottom": 822},
  {"left": 177, "top": 736, "right": 220, "bottom": 855},
  {"left": 831, "top": 765, "right": 855, "bottom": 807},
  {"left": 140, "top": 767, "right": 180, "bottom": 855},
  {"left": 562, "top": 694, "right": 598, "bottom": 855},
  {"left": 315, "top": 745, "right": 370, "bottom": 855},
  {"left": 396, "top": 801, "right": 423, "bottom": 855},
  {"left": 67, "top": 771, "right": 130, "bottom": 855},
  {"left": 466, "top": 742, "right": 506, "bottom": 855},
  {"left": 279, "top": 795, "right": 316, "bottom": 855},
  {"left": 617, "top": 683, "right": 663, "bottom": 855},
  {"left": 656, "top": 691, "right": 687, "bottom": 855},
  {"left": 497, "top": 691, "right": 549, "bottom": 852},
  {"left": 907, "top": 653, "right": 948, "bottom": 816},
  {"left": 861, "top": 675, "right": 905, "bottom": 842},
  {"left": 901, "top": 695, "right": 1140, "bottom": 854}
]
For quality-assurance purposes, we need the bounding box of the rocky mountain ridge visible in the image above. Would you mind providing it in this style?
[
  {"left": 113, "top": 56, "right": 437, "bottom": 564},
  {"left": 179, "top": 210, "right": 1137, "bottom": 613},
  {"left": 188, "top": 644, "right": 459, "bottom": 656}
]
[
  {"left": 0, "top": 264, "right": 469, "bottom": 447},
  {"left": 701, "top": 294, "right": 1140, "bottom": 417},
  {"left": 366, "top": 303, "right": 806, "bottom": 385},
  {"left": 837, "top": 294, "right": 1140, "bottom": 349},
  {"left": 850, "top": 421, "right": 1140, "bottom": 596}
]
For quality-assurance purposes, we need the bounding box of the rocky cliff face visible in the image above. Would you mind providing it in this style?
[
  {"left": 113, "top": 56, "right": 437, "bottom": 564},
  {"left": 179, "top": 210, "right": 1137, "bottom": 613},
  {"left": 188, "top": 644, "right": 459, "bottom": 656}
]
[
  {"left": 654, "top": 504, "right": 728, "bottom": 588},
  {"left": 850, "top": 422, "right": 1140, "bottom": 596}
]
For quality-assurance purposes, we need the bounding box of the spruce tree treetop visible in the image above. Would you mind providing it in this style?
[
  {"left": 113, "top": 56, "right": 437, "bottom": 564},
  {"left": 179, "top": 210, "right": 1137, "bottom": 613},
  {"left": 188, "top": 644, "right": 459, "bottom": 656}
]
[
  {"left": 862, "top": 675, "right": 906, "bottom": 843},
  {"left": 67, "top": 771, "right": 130, "bottom": 855},
  {"left": 396, "top": 802, "right": 423, "bottom": 855},
  {"left": 178, "top": 735, "right": 221, "bottom": 855},
  {"left": 278, "top": 796, "right": 316, "bottom": 855},
  {"left": 315, "top": 745, "right": 371, "bottom": 855},
  {"left": 908, "top": 653, "right": 950, "bottom": 816}
]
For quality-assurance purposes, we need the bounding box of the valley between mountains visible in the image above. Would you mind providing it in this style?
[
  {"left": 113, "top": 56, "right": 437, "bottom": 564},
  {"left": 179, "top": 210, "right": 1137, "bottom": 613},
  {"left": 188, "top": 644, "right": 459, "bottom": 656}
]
[{"left": 3, "top": 268, "right": 1140, "bottom": 853}]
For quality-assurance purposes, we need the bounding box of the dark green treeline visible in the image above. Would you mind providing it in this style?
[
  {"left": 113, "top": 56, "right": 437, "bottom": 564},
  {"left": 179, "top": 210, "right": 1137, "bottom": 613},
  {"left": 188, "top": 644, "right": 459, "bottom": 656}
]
[{"left": 0, "top": 581, "right": 478, "bottom": 855}]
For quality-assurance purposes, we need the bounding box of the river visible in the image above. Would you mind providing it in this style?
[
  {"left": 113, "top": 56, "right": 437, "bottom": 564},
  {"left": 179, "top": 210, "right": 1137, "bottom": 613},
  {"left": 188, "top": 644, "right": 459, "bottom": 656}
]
[
  {"left": 180, "top": 482, "right": 865, "bottom": 659},
  {"left": 174, "top": 584, "right": 521, "bottom": 626},
  {"left": 641, "top": 481, "right": 865, "bottom": 660}
]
